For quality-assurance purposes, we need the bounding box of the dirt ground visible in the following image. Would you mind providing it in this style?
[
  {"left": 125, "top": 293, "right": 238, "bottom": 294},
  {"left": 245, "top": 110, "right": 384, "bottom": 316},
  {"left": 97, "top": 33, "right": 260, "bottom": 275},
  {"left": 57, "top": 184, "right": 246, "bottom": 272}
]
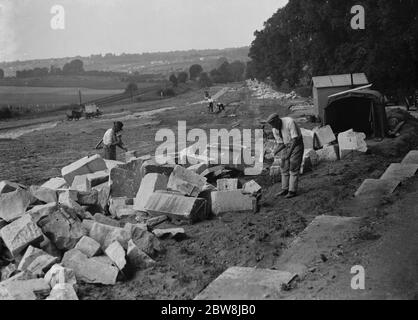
[{"left": 1, "top": 83, "right": 417, "bottom": 300}]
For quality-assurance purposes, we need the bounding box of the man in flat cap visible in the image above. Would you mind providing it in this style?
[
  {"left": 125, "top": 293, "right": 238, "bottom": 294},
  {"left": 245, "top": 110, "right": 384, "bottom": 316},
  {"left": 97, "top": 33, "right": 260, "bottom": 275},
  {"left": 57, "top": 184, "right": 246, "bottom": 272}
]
[
  {"left": 96, "top": 121, "right": 128, "bottom": 160},
  {"left": 266, "top": 114, "right": 304, "bottom": 199}
]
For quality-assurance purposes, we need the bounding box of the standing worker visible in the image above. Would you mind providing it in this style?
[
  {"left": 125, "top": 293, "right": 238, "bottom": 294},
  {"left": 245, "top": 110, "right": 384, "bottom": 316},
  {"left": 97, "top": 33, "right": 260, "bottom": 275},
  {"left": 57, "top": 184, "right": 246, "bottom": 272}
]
[
  {"left": 265, "top": 114, "right": 304, "bottom": 199},
  {"left": 96, "top": 121, "right": 128, "bottom": 160},
  {"left": 205, "top": 91, "right": 214, "bottom": 113}
]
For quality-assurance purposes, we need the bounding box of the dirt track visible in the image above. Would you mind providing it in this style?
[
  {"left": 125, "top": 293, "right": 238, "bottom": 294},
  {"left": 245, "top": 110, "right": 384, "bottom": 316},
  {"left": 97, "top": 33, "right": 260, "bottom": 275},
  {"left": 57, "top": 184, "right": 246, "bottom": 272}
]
[{"left": 1, "top": 83, "right": 417, "bottom": 300}]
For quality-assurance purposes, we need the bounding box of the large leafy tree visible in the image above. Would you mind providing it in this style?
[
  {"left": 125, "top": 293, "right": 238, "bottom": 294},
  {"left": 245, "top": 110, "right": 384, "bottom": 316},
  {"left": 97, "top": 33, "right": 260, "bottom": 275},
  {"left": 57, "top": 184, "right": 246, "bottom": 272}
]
[
  {"left": 189, "top": 64, "right": 203, "bottom": 80},
  {"left": 249, "top": 0, "right": 418, "bottom": 96}
]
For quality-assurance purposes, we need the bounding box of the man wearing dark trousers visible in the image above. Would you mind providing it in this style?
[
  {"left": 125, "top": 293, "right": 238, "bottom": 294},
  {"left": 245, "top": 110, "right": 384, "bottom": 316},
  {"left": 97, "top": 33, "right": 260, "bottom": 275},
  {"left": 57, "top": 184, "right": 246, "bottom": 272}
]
[{"left": 266, "top": 114, "right": 304, "bottom": 199}]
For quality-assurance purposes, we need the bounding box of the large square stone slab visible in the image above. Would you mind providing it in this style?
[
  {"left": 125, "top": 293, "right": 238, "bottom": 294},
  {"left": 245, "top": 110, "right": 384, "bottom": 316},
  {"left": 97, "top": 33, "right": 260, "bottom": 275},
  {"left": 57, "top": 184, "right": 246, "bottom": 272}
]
[
  {"left": 195, "top": 267, "right": 295, "bottom": 300},
  {"left": 402, "top": 150, "right": 418, "bottom": 165},
  {"left": 380, "top": 163, "right": 418, "bottom": 182},
  {"left": 355, "top": 179, "right": 400, "bottom": 198}
]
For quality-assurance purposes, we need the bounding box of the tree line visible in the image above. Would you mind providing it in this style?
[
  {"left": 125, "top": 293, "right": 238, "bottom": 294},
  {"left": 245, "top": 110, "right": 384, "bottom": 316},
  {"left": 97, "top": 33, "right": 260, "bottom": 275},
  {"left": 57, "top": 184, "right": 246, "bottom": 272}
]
[
  {"left": 168, "top": 58, "right": 247, "bottom": 88},
  {"left": 248, "top": 0, "right": 418, "bottom": 96},
  {"left": 13, "top": 59, "right": 85, "bottom": 78}
]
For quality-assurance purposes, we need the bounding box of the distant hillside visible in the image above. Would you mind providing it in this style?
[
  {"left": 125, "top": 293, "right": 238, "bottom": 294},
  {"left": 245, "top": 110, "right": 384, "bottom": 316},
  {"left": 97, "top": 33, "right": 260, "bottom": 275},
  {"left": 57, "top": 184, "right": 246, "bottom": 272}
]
[{"left": 0, "top": 47, "right": 250, "bottom": 77}]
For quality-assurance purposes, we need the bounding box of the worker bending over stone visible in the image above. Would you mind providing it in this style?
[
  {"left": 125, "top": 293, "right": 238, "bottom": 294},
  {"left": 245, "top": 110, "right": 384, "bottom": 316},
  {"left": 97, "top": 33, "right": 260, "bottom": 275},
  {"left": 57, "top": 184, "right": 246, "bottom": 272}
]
[
  {"left": 97, "top": 121, "right": 128, "bottom": 160},
  {"left": 266, "top": 114, "right": 304, "bottom": 199}
]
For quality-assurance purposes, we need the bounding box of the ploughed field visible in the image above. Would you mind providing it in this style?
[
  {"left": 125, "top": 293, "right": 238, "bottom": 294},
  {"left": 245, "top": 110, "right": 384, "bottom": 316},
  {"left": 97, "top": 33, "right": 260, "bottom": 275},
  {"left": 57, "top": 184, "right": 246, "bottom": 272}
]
[{"left": 0, "top": 84, "right": 404, "bottom": 299}]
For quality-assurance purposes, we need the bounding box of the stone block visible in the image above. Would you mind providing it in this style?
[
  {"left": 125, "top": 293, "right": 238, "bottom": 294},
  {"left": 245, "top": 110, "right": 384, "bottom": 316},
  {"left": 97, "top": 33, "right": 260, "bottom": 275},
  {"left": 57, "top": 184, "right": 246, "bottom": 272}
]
[
  {"left": 61, "top": 249, "right": 118, "bottom": 285},
  {"left": 41, "top": 178, "right": 67, "bottom": 191},
  {"left": 17, "top": 246, "right": 59, "bottom": 276},
  {"left": 44, "top": 264, "right": 77, "bottom": 288},
  {"left": 105, "top": 241, "right": 126, "bottom": 270},
  {"left": 75, "top": 236, "right": 101, "bottom": 258},
  {"left": 201, "top": 165, "right": 225, "bottom": 177},
  {"left": 167, "top": 165, "right": 207, "bottom": 197},
  {"left": 210, "top": 191, "right": 257, "bottom": 216},
  {"left": 46, "top": 283, "right": 78, "bottom": 300},
  {"left": 109, "top": 168, "right": 141, "bottom": 199},
  {"left": 153, "top": 228, "right": 186, "bottom": 240},
  {"left": 133, "top": 174, "right": 168, "bottom": 212},
  {"left": 0, "top": 189, "right": 32, "bottom": 222},
  {"left": 86, "top": 171, "right": 109, "bottom": 187},
  {"left": 1, "top": 264, "right": 17, "bottom": 282},
  {"left": 402, "top": 150, "right": 418, "bottom": 165},
  {"left": 0, "top": 180, "right": 25, "bottom": 194},
  {"left": 146, "top": 215, "right": 168, "bottom": 228},
  {"left": 300, "top": 128, "right": 316, "bottom": 150},
  {"left": 188, "top": 163, "right": 208, "bottom": 175},
  {"left": 77, "top": 190, "right": 99, "bottom": 206},
  {"left": 131, "top": 228, "right": 162, "bottom": 257},
  {"left": 126, "top": 240, "right": 155, "bottom": 270},
  {"left": 89, "top": 222, "right": 131, "bottom": 250},
  {"left": 37, "top": 206, "right": 86, "bottom": 251},
  {"left": 355, "top": 179, "right": 400, "bottom": 198},
  {"left": 27, "top": 203, "right": 57, "bottom": 224},
  {"left": 0, "top": 278, "right": 50, "bottom": 300},
  {"left": 141, "top": 160, "right": 175, "bottom": 177},
  {"left": 144, "top": 192, "right": 208, "bottom": 223},
  {"left": 109, "top": 197, "right": 131, "bottom": 217},
  {"left": 93, "top": 183, "right": 110, "bottom": 212},
  {"left": 93, "top": 213, "right": 120, "bottom": 228},
  {"left": 195, "top": 267, "right": 295, "bottom": 300},
  {"left": 114, "top": 207, "right": 139, "bottom": 219},
  {"left": 243, "top": 180, "right": 262, "bottom": 195},
  {"left": 338, "top": 129, "right": 368, "bottom": 159},
  {"left": 216, "top": 179, "right": 239, "bottom": 191},
  {"left": 313, "top": 125, "right": 336, "bottom": 148},
  {"left": 380, "top": 163, "right": 418, "bottom": 182},
  {"left": 104, "top": 159, "right": 125, "bottom": 171},
  {"left": 0, "top": 215, "right": 44, "bottom": 257},
  {"left": 71, "top": 175, "right": 91, "bottom": 192},
  {"left": 316, "top": 145, "right": 340, "bottom": 162},
  {"left": 29, "top": 186, "right": 57, "bottom": 204},
  {"left": 61, "top": 154, "right": 107, "bottom": 185}
]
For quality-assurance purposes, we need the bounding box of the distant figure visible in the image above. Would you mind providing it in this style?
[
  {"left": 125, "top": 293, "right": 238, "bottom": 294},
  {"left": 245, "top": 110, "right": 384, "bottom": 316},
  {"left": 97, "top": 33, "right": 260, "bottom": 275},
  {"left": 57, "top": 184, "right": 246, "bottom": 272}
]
[
  {"left": 205, "top": 91, "right": 214, "bottom": 113},
  {"left": 217, "top": 103, "right": 225, "bottom": 112},
  {"left": 97, "top": 121, "right": 128, "bottom": 160}
]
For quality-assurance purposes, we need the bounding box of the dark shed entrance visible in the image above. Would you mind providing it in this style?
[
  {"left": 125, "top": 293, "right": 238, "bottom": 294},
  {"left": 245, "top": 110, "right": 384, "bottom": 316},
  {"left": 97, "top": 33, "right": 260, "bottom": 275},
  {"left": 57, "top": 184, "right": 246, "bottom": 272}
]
[{"left": 325, "top": 89, "right": 388, "bottom": 138}]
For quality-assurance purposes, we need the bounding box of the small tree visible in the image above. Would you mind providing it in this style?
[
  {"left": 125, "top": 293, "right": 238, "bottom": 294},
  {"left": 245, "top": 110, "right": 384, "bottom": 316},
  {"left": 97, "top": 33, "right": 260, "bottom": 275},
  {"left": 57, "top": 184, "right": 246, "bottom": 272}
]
[
  {"left": 169, "top": 74, "right": 178, "bottom": 87},
  {"left": 189, "top": 64, "right": 203, "bottom": 80},
  {"left": 125, "top": 82, "right": 138, "bottom": 94},
  {"left": 177, "top": 71, "right": 188, "bottom": 84},
  {"left": 0, "top": 69, "right": 4, "bottom": 79},
  {"left": 198, "top": 72, "right": 212, "bottom": 88},
  {"left": 125, "top": 82, "right": 138, "bottom": 101}
]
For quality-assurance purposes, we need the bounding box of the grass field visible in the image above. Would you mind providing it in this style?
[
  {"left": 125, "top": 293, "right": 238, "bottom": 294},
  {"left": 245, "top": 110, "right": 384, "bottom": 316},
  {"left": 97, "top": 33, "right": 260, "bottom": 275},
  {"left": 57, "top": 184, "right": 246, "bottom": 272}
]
[
  {"left": 0, "top": 85, "right": 124, "bottom": 107},
  {"left": 0, "top": 75, "right": 128, "bottom": 90}
]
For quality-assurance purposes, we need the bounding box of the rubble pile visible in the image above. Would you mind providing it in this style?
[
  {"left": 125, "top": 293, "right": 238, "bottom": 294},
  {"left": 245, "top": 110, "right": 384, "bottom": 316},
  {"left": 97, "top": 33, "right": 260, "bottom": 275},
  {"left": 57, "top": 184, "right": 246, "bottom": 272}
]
[
  {"left": 246, "top": 79, "right": 299, "bottom": 100},
  {"left": 0, "top": 150, "right": 263, "bottom": 300}
]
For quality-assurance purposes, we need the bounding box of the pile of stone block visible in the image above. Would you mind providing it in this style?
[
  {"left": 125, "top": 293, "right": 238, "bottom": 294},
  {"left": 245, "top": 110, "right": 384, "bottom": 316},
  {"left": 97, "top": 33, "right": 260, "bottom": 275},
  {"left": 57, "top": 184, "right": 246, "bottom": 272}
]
[
  {"left": 0, "top": 151, "right": 264, "bottom": 300},
  {"left": 299, "top": 126, "right": 368, "bottom": 174}
]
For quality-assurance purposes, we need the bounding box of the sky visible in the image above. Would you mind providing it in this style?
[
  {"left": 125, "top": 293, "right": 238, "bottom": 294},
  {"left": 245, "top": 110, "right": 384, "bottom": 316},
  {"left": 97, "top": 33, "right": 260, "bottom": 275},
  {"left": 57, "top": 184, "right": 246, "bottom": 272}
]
[{"left": 0, "top": 0, "right": 288, "bottom": 62}]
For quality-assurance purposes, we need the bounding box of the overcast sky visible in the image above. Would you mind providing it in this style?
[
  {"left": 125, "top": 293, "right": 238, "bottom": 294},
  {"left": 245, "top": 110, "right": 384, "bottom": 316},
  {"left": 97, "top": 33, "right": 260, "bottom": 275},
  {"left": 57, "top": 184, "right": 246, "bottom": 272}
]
[{"left": 0, "top": 0, "right": 287, "bottom": 62}]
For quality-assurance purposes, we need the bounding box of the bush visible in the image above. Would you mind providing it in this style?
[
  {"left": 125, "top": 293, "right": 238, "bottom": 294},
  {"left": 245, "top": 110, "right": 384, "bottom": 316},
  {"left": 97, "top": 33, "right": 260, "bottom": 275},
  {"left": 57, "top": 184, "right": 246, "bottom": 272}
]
[
  {"left": 0, "top": 106, "right": 12, "bottom": 119},
  {"left": 162, "top": 88, "right": 176, "bottom": 97},
  {"left": 294, "top": 86, "right": 312, "bottom": 98}
]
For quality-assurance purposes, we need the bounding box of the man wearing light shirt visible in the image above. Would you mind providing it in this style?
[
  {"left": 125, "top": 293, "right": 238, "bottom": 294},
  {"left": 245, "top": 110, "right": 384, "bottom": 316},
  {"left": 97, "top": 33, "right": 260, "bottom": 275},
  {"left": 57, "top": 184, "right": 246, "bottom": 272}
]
[
  {"left": 97, "top": 121, "right": 128, "bottom": 160},
  {"left": 266, "top": 114, "right": 304, "bottom": 199}
]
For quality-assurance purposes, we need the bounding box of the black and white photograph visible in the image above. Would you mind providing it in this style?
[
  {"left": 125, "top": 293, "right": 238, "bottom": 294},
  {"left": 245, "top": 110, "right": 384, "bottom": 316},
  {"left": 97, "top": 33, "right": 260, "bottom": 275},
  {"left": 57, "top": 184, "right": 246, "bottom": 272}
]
[{"left": 0, "top": 0, "right": 418, "bottom": 305}]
